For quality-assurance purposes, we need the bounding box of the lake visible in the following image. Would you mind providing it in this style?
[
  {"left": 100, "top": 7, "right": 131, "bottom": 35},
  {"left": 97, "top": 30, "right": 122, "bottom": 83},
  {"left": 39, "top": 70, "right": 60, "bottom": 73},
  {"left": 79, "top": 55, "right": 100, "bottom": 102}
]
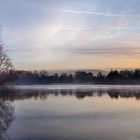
[{"left": 1, "top": 85, "right": 140, "bottom": 140}]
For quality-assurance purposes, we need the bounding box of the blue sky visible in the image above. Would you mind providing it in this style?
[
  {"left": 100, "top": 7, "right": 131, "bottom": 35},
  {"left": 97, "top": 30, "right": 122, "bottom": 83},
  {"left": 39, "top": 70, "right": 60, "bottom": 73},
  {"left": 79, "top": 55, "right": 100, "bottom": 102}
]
[{"left": 0, "top": 0, "right": 140, "bottom": 70}]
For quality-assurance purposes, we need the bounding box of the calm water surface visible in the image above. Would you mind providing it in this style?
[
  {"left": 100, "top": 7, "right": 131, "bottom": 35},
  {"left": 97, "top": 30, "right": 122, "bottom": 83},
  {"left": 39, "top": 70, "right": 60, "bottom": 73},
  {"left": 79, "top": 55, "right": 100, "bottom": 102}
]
[{"left": 1, "top": 85, "right": 140, "bottom": 140}]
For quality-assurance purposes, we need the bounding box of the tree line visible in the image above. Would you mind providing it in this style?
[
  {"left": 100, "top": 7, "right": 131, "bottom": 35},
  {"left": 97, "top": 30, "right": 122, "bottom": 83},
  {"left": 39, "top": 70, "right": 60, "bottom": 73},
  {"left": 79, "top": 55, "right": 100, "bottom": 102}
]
[
  {"left": 4, "top": 69, "right": 140, "bottom": 85},
  {"left": 0, "top": 36, "right": 140, "bottom": 85}
]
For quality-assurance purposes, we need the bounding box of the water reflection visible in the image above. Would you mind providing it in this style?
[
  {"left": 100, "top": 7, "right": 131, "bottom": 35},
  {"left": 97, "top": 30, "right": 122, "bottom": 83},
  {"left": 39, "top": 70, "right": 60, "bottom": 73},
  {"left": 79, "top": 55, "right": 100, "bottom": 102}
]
[
  {"left": 0, "top": 87, "right": 140, "bottom": 101},
  {"left": 1, "top": 86, "right": 140, "bottom": 140},
  {"left": 0, "top": 99, "right": 14, "bottom": 140}
]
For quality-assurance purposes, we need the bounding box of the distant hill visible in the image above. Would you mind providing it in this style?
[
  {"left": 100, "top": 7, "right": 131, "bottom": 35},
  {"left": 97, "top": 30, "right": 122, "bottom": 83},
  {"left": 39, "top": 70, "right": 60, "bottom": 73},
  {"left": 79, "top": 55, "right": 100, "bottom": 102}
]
[{"left": 47, "top": 69, "right": 108, "bottom": 76}]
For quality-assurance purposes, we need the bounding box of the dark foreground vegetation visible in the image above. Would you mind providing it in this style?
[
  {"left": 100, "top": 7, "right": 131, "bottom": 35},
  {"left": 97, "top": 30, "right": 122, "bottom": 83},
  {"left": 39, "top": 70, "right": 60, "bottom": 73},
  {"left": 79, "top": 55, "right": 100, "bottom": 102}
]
[{"left": 2, "top": 69, "right": 140, "bottom": 85}]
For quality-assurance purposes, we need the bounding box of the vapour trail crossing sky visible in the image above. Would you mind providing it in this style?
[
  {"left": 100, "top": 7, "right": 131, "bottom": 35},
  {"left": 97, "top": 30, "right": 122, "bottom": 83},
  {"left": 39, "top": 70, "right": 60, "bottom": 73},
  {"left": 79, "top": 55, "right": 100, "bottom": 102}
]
[{"left": 0, "top": 0, "right": 140, "bottom": 70}]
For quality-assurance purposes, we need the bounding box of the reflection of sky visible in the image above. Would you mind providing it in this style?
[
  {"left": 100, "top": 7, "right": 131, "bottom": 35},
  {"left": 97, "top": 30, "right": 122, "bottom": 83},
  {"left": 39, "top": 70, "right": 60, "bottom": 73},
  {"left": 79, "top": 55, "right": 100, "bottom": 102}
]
[
  {"left": 0, "top": 0, "right": 140, "bottom": 70},
  {"left": 8, "top": 95, "right": 140, "bottom": 140}
]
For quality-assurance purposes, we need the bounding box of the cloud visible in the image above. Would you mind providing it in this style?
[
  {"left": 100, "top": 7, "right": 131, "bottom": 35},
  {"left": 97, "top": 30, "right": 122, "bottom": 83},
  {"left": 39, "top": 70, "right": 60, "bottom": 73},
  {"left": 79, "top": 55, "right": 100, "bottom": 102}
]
[
  {"left": 58, "top": 9, "right": 140, "bottom": 17},
  {"left": 62, "top": 47, "right": 140, "bottom": 56},
  {"left": 74, "top": 47, "right": 140, "bottom": 56},
  {"left": 1, "top": 0, "right": 140, "bottom": 69},
  {"left": 49, "top": 37, "right": 140, "bottom": 57}
]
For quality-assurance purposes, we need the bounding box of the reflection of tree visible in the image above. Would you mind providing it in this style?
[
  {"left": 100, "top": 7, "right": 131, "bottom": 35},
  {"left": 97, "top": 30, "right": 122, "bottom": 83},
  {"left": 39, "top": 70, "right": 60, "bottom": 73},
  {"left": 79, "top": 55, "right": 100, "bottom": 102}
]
[
  {"left": 107, "top": 89, "right": 140, "bottom": 100},
  {"left": 75, "top": 91, "right": 93, "bottom": 99},
  {"left": 1, "top": 87, "right": 140, "bottom": 101},
  {"left": 0, "top": 99, "right": 14, "bottom": 139}
]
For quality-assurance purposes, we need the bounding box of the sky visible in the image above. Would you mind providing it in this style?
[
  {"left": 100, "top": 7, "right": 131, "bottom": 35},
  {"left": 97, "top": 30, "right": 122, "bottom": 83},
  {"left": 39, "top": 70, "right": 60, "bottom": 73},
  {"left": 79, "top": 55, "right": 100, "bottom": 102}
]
[{"left": 0, "top": 0, "right": 140, "bottom": 70}]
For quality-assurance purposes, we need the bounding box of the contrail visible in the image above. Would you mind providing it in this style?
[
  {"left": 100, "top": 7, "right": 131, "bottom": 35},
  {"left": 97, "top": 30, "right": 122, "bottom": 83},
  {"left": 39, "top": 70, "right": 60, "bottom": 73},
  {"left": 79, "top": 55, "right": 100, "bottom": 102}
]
[{"left": 59, "top": 9, "right": 140, "bottom": 17}]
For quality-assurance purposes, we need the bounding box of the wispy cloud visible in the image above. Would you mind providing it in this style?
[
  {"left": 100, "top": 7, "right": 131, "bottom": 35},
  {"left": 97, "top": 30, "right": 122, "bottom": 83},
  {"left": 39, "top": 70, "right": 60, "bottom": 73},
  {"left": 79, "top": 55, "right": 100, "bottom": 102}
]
[
  {"left": 2, "top": 0, "right": 140, "bottom": 69},
  {"left": 58, "top": 9, "right": 140, "bottom": 17},
  {"left": 45, "top": 27, "right": 140, "bottom": 31},
  {"left": 58, "top": 46, "right": 140, "bottom": 57}
]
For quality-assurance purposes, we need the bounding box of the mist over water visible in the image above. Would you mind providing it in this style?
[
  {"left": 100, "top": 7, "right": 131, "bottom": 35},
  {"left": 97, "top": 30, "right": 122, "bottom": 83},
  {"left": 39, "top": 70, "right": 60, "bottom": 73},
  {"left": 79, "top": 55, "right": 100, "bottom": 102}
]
[{"left": 1, "top": 85, "right": 140, "bottom": 140}]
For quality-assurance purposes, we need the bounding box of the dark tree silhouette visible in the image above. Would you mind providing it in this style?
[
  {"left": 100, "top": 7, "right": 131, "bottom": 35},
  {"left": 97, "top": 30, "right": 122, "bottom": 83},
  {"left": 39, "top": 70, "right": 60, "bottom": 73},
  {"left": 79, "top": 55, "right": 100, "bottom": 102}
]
[
  {"left": 74, "top": 71, "right": 94, "bottom": 83},
  {"left": 5, "top": 69, "right": 140, "bottom": 85},
  {"left": 107, "top": 70, "right": 119, "bottom": 80},
  {"left": 134, "top": 69, "right": 140, "bottom": 79},
  {"left": 119, "top": 70, "right": 133, "bottom": 79}
]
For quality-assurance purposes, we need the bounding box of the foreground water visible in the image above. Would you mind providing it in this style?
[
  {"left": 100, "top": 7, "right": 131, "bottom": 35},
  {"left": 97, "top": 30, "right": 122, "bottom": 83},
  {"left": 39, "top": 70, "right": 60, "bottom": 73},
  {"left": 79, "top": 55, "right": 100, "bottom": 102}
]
[{"left": 1, "top": 85, "right": 140, "bottom": 140}]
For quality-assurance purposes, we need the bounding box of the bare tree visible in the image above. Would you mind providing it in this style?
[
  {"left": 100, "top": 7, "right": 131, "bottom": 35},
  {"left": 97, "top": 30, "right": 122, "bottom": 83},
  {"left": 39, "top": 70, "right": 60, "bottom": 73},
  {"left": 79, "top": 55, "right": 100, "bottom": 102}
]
[
  {"left": 0, "top": 42, "right": 13, "bottom": 73},
  {"left": 0, "top": 37, "right": 13, "bottom": 85}
]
